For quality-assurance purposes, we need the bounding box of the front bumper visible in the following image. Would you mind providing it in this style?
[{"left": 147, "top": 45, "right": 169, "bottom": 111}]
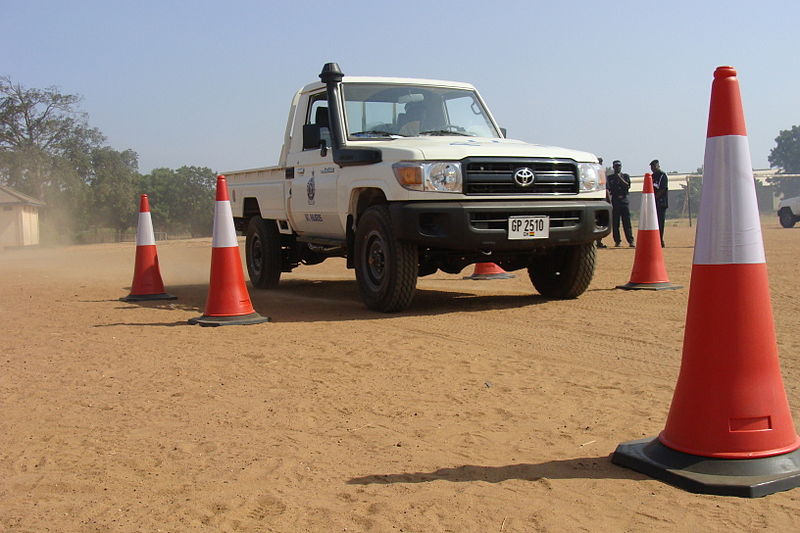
[{"left": 389, "top": 200, "right": 610, "bottom": 251}]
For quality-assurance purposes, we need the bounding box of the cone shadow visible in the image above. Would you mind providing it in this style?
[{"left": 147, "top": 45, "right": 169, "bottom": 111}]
[
  {"left": 347, "top": 456, "right": 635, "bottom": 485},
  {"left": 96, "top": 280, "right": 549, "bottom": 326}
]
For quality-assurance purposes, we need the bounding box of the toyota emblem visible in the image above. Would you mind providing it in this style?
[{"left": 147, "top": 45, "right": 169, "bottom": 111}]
[{"left": 513, "top": 167, "right": 535, "bottom": 187}]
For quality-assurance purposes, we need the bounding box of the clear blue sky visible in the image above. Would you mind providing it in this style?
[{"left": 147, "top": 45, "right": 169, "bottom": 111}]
[{"left": 3, "top": 0, "right": 798, "bottom": 176}]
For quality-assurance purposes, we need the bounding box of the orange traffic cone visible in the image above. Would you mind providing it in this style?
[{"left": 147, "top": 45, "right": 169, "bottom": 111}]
[
  {"left": 463, "top": 262, "right": 515, "bottom": 280},
  {"left": 189, "top": 176, "right": 269, "bottom": 326},
  {"left": 616, "top": 173, "right": 680, "bottom": 290},
  {"left": 120, "top": 194, "right": 176, "bottom": 302},
  {"left": 612, "top": 66, "right": 800, "bottom": 497}
]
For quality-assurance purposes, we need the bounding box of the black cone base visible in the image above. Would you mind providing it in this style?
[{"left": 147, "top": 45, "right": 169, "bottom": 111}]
[
  {"left": 120, "top": 292, "right": 177, "bottom": 302},
  {"left": 188, "top": 312, "right": 270, "bottom": 327},
  {"left": 463, "top": 273, "right": 516, "bottom": 280},
  {"left": 616, "top": 281, "right": 682, "bottom": 291},
  {"left": 612, "top": 437, "right": 800, "bottom": 498}
]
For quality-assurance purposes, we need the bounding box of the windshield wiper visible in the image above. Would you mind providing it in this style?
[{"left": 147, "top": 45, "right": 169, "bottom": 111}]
[
  {"left": 418, "top": 129, "right": 470, "bottom": 136},
  {"left": 350, "top": 130, "right": 406, "bottom": 138}
]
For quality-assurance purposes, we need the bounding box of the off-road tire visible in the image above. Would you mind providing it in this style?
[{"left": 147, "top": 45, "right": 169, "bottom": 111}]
[
  {"left": 354, "top": 205, "right": 418, "bottom": 312},
  {"left": 528, "top": 242, "right": 595, "bottom": 299},
  {"left": 246, "top": 217, "right": 282, "bottom": 289},
  {"left": 778, "top": 208, "right": 796, "bottom": 228}
]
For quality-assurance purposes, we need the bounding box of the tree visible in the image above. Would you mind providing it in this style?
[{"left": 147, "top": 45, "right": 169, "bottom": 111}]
[
  {"left": 175, "top": 166, "right": 216, "bottom": 236},
  {"left": 0, "top": 76, "right": 104, "bottom": 198},
  {"left": 139, "top": 166, "right": 215, "bottom": 237},
  {"left": 1, "top": 76, "right": 113, "bottom": 241},
  {"left": 2, "top": 76, "right": 216, "bottom": 242},
  {"left": 87, "top": 147, "right": 139, "bottom": 238},
  {"left": 768, "top": 125, "right": 800, "bottom": 198},
  {"left": 678, "top": 167, "right": 703, "bottom": 224}
]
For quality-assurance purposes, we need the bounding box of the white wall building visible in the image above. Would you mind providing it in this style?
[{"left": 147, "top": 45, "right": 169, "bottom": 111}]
[
  {"left": 0, "top": 185, "right": 45, "bottom": 249},
  {"left": 624, "top": 169, "right": 799, "bottom": 213}
]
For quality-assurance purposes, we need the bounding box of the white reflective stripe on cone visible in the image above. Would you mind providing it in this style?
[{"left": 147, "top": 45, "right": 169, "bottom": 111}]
[
  {"left": 694, "top": 135, "right": 765, "bottom": 265},
  {"left": 136, "top": 211, "right": 156, "bottom": 246},
  {"left": 212, "top": 200, "right": 238, "bottom": 249},
  {"left": 639, "top": 193, "right": 659, "bottom": 231}
]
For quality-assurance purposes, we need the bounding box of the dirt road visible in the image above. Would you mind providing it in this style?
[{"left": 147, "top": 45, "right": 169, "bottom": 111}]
[{"left": 2, "top": 221, "right": 799, "bottom": 532}]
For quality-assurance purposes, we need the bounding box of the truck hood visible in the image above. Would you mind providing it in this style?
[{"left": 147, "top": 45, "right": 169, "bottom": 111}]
[{"left": 356, "top": 137, "right": 598, "bottom": 163}]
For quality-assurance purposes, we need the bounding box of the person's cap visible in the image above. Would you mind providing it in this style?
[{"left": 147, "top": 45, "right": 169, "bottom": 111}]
[
  {"left": 612, "top": 160, "right": 621, "bottom": 166},
  {"left": 650, "top": 159, "right": 659, "bottom": 166}
]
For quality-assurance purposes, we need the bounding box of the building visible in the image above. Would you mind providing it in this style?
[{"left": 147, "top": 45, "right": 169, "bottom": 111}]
[
  {"left": 0, "top": 184, "right": 45, "bottom": 249},
  {"left": 624, "top": 169, "right": 800, "bottom": 216}
]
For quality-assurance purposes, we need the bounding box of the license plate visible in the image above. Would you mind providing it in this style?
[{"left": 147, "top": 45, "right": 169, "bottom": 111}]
[{"left": 508, "top": 215, "right": 549, "bottom": 240}]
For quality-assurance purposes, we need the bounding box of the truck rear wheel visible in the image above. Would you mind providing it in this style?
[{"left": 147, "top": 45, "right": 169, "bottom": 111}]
[
  {"left": 246, "top": 217, "right": 282, "bottom": 289},
  {"left": 528, "top": 243, "right": 595, "bottom": 299},
  {"left": 779, "top": 208, "right": 796, "bottom": 228},
  {"left": 354, "top": 205, "right": 418, "bottom": 312}
]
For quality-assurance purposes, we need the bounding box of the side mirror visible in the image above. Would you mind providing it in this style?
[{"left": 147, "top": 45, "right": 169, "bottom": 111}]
[
  {"left": 302, "top": 124, "right": 329, "bottom": 156},
  {"left": 303, "top": 124, "right": 321, "bottom": 150},
  {"left": 500, "top": 127, "right": 507, "bottom": 138}
]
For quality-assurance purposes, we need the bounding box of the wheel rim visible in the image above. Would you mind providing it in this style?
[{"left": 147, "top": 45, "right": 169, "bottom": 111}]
[
  {"left": 364, "top": 231, "right": 386, "bottom": 288},
  {"left": 250, "top": 234, "right": 263, "bottom": 277}
]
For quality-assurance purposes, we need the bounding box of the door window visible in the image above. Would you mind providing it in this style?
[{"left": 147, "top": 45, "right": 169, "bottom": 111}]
[{"left": 305, "top": 93, "right": 331, "bottom": 150}]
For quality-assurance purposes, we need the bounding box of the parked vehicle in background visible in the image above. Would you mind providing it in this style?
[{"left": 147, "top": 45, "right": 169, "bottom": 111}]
[
  {"left": 778, "top": 195, "right": 800, "bottom": 228},
  {"left": 225, "top": 63, "right": 611, "bottom": 312}
]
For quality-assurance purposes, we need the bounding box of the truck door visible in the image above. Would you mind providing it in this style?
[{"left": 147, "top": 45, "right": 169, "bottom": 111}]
[{"left": 285, "top": 93, "right": 343, "bottom": 239}]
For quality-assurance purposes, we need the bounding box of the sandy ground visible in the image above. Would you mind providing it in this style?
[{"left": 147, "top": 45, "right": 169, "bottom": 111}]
[{"left": 2, "top": 219, "right": 800, "bottom": 532}]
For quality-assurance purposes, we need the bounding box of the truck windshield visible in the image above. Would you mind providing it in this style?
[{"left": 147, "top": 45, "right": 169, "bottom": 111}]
[{"left": 342, "top": 83, "right": 500, "bottom": 139}]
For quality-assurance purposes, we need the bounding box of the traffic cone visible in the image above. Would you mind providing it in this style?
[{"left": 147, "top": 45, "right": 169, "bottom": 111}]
[
  {"left": 120, "top": 194, "right": 176, "bottom": 302},
  {"left": 612, "top": 66, "right": 800, "bottom": 498},
  {"left": 616, "top": 173, "right": 680, "bottom": 290},
  {"left": 463, "top": 262, "right": 515, "bottom": 280},
  {"left": 189, "top": 175, "right": 270, "bottom": 326}
]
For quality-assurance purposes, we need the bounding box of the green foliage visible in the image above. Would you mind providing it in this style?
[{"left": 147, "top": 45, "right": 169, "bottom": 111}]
[
  {"left": 768, "top": 125, "right": 800, "bottom": 197},
  {"left": 87, "top": 147, "right": 139, "bottom": 235},
  {"left": 1, "top": 76, "right": 106, "bottom": 240},
  {"left": 0, "top": 76, "right": 104, "bottom": 197},
  {"left": 138, "top": 166, "right": 215, "bottom": 237},
  {"left": 682, "top": 174, "right": 702, "bottom": 216},
  {"left": 663, "top": 170, "right": 703, "bottom": 220},
  {"left": 1, "top": 76, "right": 217, "bottom": 242}
]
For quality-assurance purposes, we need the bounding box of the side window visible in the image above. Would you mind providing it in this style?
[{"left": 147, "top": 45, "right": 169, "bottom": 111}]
[{"left": 305, "top": 93, "right": 331, "bottom": 150}]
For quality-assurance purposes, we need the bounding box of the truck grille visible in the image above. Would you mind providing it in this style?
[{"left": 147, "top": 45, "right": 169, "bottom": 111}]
[{"left": 463, "top": 158, "right": 578, "bottom": 195}]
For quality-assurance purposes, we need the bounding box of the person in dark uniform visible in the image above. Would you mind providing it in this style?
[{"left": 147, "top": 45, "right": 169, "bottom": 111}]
[
  {"left": 607, "top": 160, "right": 634, "bottom": 247},
  {"left": 596, "top": 157, "right": 608, "bottom": 248},
  {"left": 650, "top": 159, "right": 669, "bottom": 247}
]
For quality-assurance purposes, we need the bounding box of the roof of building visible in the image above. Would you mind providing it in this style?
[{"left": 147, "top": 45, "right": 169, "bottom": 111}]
[{"left": 0, "top": 184, "right": 46, "bottom": 206}]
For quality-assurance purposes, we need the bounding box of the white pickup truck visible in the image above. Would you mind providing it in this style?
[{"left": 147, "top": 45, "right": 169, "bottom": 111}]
[{"left": 226, "top": 63, "right": 610, "bottom": 312}]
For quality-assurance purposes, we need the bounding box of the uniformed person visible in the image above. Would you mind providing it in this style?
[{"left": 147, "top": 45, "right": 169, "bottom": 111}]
[
  {"left": 607, "top": 160, "right": 634, "bottom": 247},
  {"left": 650, "top": 159, "right": 669, "bottom": 247},
  {"left": 597, "top": 157, "right": 608, "bottom": 248}
]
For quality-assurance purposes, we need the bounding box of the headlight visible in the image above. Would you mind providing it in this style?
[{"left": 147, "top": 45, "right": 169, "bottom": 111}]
[
  {"left": 393, "top": 161, "right": 463, "bottom": 193},
  {"left": 578, "top": 162, "right": 606, "bottom": 192}
]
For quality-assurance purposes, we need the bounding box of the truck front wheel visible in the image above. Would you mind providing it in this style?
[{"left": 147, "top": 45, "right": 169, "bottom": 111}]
[
  {"left": 354, "top": 205, "right": 418, "bottom": 312},
  {"left": 528, "top": 243, "right": 595, "bottom": 299},
  {"left": 246, "top": 217, "right": 282, "bottom": 289},
  {"left": 779, "top": 208, "right": 797, "bottom": 228}
]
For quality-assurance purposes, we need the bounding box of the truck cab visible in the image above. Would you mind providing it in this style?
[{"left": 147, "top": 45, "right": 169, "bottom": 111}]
[{"left": 227, "top": 63, "right": 610, "bottom": 312}]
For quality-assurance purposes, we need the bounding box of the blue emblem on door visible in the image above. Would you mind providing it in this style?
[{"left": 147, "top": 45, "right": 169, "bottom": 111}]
[{"left": 307, "top": 177, "right": 316, "bottom": 205}]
